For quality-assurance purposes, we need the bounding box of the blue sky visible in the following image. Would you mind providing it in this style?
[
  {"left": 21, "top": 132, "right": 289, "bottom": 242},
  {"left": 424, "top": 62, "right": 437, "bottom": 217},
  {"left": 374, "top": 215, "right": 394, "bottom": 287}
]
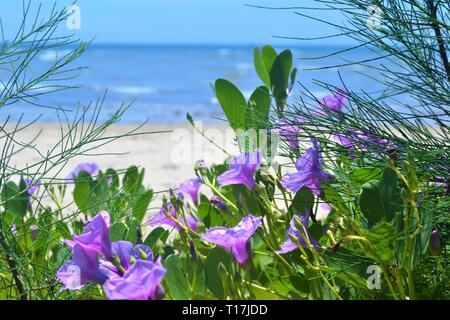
[{"left": 0, "top": 0, "right": 348, "bottom": 46}]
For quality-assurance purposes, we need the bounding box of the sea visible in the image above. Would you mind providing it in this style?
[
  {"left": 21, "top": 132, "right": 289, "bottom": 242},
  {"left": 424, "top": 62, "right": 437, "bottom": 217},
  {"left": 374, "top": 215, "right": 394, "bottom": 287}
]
[{"left": 0, "top": 44, "right": 390, "bottom": 124}]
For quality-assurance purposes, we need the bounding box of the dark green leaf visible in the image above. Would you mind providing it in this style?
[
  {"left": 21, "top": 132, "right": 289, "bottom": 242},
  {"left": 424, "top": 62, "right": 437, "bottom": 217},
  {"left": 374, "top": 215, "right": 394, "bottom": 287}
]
[
  {"left": 269, "top": 49, "right": 293, "bottom": 109},
  {"left": 164, "top": 254, "right": 190, "bottom": 300},
  {"left": 254, "top": 45, "right": 277, "bottom": 88},
  {"left": 205, "top": 247, "right": 231, "bottom": 299},
  {"left": 110, "top": 222, "right": 128, "bottom": 242}
]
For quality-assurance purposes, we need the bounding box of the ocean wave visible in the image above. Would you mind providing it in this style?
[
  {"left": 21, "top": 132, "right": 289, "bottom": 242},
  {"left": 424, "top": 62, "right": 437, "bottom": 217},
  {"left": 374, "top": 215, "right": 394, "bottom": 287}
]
[
  {"left": 110, "top": 86, "right": 158, "bottom": 95},
  {"left": 218, "top": 48, "right": 231, "bottom": 56},
  {"left": 39, "top": 50, "right": 72, "bottom": 62},
  {"left": 236, "top": 62, "right": 252, "bottom": 70}
]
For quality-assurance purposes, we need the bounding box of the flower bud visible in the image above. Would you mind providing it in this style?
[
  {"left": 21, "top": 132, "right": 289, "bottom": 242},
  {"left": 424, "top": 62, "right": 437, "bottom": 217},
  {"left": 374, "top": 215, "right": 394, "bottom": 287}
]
[
  {"left": 387, "top": 148, "right": 397, "bottom": 163},
  {"left": 29, "top": 224, "right": 39, "bottom": 241},
  {"left": 195, "top": 160, "right": 207, "bottom": 170},
  {"left": 429, "top": 227, "right": 442, "bottom": 256},
  {"left": 10, "top": 224, "right": 17, "bottom": 236},
  {"left": 189, "top": 239, "right": 197, "bottom": 261},
  {"left": 210, "top": 195, "right": 229, "bottom": 213}
]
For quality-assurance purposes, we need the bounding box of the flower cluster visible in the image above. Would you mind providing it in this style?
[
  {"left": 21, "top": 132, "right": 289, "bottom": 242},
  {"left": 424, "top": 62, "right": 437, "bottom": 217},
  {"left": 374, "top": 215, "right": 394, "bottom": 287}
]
[{"left": 57, "top": 212, "right": 166, "bottom": 300}]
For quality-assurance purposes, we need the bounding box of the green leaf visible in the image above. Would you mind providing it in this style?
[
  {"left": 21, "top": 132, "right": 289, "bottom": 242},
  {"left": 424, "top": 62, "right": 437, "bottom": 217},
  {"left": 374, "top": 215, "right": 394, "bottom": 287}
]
[
  {"left": 379, "top": 167, "right": 400, "bottom": 221},
  {"left": 205, "top": 247, "right": 231, "bottom": 299},
  {"left": 214, "top": 79, "right": 246, "bottom": 130},
  {"left": 127, "top": 218, "right": 141, "bottom": 245},
  {"left": 269, "top": 49, "right": 293, "bottom": 109},
  {"left": 254, "top": 45, "right": 277, "bottom": 88},
  {"left": 123, "top": 166, "right": 143, "bottom": 194},
  {"left": 110, "top": 222, "right": 128, "bottom": 242},
  {"left": 246, "top": 86, "right": 271, "bottom": 129},
  {"left": 252, "top": 284, "right": 282, "bottom": 300},
  {"left": 164, "top": 254, "right": 190, "bottom": 300},
  {"left": 365, "top": 222, "right": 396, "bottom": 264},
  {"left": 73, "top": 171, "right": 92, "bottom": 213},
  {"left": 144, "top": 227, "right": 168, "bottom": 250},
  {"left": 323, "top": 248, "right": 373, "bottom": 291},
  {"left": 349, "top": 167, "right": 383, "bottom": 190},
  {"left": 132, "top": 189, "right": 153, "bottom": 222},
  {"left": 359, "top": 180, "right": 384, "bottom": 226},
  {"left": 105, "top": 168, "right": 119, "bottom": 191},
  {"left": 1, "top": 180, "right": 28, "bottom": 218},
  {"left": 288, "top": 187, "right": 314, "bottom": 218},
  {"left": 289, "top": 67, "right": 297, "bottom": 91}
]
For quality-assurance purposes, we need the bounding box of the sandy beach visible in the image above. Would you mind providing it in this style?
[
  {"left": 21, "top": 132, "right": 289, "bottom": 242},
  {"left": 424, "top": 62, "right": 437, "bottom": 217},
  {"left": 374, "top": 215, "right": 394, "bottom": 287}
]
[{"left": 3, "top": 123, "right": 241, "bottom": 192}]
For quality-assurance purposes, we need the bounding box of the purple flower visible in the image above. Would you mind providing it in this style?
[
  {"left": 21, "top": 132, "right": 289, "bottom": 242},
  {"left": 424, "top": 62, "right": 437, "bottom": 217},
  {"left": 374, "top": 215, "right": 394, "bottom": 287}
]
[
  {"left": 179, "top": 178, "right": 202, "bottom": 206},
  {"left": 73, "top": 211, "right": 112, "bottom": 259},
  {"left": 10, "top": 224, "right": 17, "bottom": 236},
  {"left": 24, "top": 178, "right": 41, "bottom": 196},
  {"left": 354, "top": 131, "right": 389, "bottom": 149},
  {"left": 316, "top": 90, "right": 347, "bottom": 116},
  {"left": 148, "top": 201, "right": 200, "bottom": 232},
  {"left": 282, "top": 138, "right": 332, "bottom": 196},
  {"left": 29, "top": 225, "right": 39, "bottom": 240},
  {"left": 110, "top": 241, "right": 153, "bottom": 270},
  {"left": 332, "top": 130, "right": 389, "bottom": 152},
  {"left": 277, "top": 214, "right": 319, "bottom": 254},
  {"left": 102, "top": 258, "right": 166, "bottom": 300},
  {"left": 210, "top": 195, "right": 230, "bottom": 213},
  {"left": 57, "top": 243, "right": 108, "bottom": 290},
  {"left": 277, "top": 119, "right": 301, "bottom": 151},
  {"left": 330, "top": 134, "right": 355, "bottom": 148},
  {"left": 316, "top": 202, "right": 332, "bottom": 221},
  {"left": 201, "top": 214, "right": 263, "bottom": 265},
  {"left": 67, "top": 162, "right": 99, "bottom": 180},
  {"left": 217, "top": 150, "right": 263, "bottom": 190}
]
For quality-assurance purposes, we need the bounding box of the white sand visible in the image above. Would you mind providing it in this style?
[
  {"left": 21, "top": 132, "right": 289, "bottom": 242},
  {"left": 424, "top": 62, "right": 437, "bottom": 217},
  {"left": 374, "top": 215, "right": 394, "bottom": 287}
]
[{"left": 2, "top": 123, "right": 240, "bottom": 192}]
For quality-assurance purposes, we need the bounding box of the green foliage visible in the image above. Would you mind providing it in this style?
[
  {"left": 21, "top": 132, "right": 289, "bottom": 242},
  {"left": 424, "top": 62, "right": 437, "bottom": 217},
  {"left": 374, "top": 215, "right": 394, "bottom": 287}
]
[
  {"left": 204, "top": 247, "right": 232, "bottom": 299},
  {"left": 164, "top": 254, "right": 190, "bottom": 299},
  {"left": 214, "top": 79, "right": 247, "bottom": 130},
  {"left": 1, "top": 179, "right": 28, "bottom": 219}
]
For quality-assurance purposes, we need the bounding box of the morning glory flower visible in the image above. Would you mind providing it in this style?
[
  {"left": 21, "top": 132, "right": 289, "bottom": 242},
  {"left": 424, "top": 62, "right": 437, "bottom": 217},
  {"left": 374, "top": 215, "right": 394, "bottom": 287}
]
[
  {"left": 277, "top": 214, "right": 319, "bottom": 254},
  {"left": 24, "top": 178, "right": 41, "bottom": 196},
  {"left": 332, "top": 130, "right": 389, "bottom": 151},
  {"left": 73, "top": 211, "right": 112, "bottom": 259},
  {"left": 24, "top": 178, "right": 41, "bottom": 206},
  {"left": 102, "top": 258, "right": 166, "bottom": 300},
  {"left": 67, "top": 162, "right": 99, "bottom": 180},
  {"left": 316, "top": 90, "right": 347, "bottom": 117},
  {"left": 330, "top": 134, "right": 355, "bottom": 148},
  {"left": 108, "top": 241, "right": 153, "bottom": 271},
  {"left": 57, "top": 243, "right": 108, "bottom": 290},
  {"left": 179, "top": 178, "right": 202, "bottom": 206},
  {"left": 148, "top": 201, "right": 200, "bottom": 232},
  {"left": 217, "top": 150, "right": 263, "bottom": 190},
  {"left": 316, "top": 202, "right": 332, "bottom": 221},
  {"left": 201, "top": 214, "right": 263, "bottom": 265},
  {"left": 282, "top": 138, "right": 332, "bottom": 196}
]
